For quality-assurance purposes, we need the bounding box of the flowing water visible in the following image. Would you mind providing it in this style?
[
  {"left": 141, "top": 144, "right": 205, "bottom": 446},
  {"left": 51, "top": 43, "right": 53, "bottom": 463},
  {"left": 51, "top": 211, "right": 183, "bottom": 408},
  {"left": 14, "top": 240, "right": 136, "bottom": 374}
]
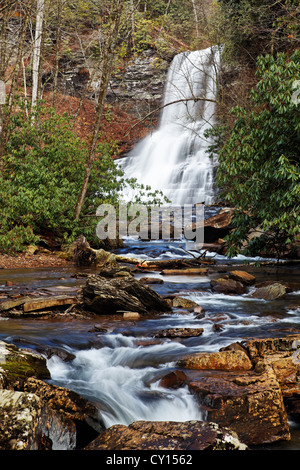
[
  {"left": 0, "top": 240, "right": 299, "bottom": 450},
  {"left": 119, "top": 46, "right": 220, "bottom": 205},
  {"left": 0, "top": 46, "right": 299, "bottom": 450}
]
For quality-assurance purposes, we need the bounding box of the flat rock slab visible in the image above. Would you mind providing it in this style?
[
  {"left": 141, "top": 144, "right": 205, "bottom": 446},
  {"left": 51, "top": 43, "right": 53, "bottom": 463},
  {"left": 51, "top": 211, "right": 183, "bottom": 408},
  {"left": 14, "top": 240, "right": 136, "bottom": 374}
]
[
  {"left": 23, "top": 295, "right": 78, "bottom": 312},
  {"left": 85, "top": 420, "right": 248, "bottom": 450}
]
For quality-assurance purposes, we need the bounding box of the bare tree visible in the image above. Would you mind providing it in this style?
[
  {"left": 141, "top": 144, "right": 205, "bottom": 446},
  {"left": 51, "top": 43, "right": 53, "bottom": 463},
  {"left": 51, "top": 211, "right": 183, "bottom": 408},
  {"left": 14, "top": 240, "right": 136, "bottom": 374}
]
[
  {"left": 31, "top": 0, "right": 45, "bottom": 113},
  {"left": 74, "top": 0, "right": 125, "bottom": 221}
]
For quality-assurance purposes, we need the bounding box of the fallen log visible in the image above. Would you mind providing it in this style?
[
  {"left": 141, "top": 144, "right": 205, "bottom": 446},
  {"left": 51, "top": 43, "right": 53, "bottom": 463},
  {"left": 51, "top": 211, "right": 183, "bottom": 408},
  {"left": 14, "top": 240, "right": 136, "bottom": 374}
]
[
  {"left": 136, "top": 258, "right": 214, "bottom": 271},
  {"left": 161, "top": 268, "right": 208, "bottom": 276}
]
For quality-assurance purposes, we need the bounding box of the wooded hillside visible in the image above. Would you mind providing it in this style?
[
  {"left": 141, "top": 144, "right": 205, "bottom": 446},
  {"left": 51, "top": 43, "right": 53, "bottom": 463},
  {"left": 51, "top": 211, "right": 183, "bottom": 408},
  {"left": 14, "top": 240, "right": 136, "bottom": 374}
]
[{"left": 0, "top": 0, "right": 299, "bottom": 256}]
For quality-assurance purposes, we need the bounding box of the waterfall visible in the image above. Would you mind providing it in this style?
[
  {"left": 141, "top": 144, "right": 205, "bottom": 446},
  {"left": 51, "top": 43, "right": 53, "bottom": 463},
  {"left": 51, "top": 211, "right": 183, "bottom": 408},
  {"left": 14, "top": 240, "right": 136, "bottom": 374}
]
[{"left": 119, "top": 46, "right": 221, "bottom": 206}]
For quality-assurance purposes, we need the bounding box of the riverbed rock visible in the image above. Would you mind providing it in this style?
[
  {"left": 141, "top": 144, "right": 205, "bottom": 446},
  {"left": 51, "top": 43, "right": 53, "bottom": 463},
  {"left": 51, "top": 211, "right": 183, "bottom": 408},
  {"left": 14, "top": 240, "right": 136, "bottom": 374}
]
[
  {"left": 159, "top": 370, "right": 187, "bottom": 389},
  {"left": 210, "top": 277, "right": 247, "bottom": 295},
  {"left": 23, "top": 378, "right": 103, "bottom": 447},
  {"left": 82, "top": 274, "right": 171, "bottom": 315},
  {"left": 245, "top": 335, "right": 300, "bottom": 417},
  {"left": 188, "top": 365, "right": 290, "bottom": 446},
  {"left": 178, "top": 350, "right": 253, "bottom": 371},
  {"left": 228, "top": 270, "right": 256, "bottom": 286},
  {"left": 153, "top": 328, "right": 204, "bottom": 339},
  {"left": 249, "top": 282, "right": 288, "bottom": 300},
  {"left": 85, "top": 420, "right": 248, "bottom": 450},
  {"left": 185, "top": 208, "right": 235, "bottom": 243},
  {"left": 0, "top": 390, "right": 70, "bottom": 450},
  {"left": 0, "top": 341, "right": 50, "bottom": 388},
  {"left": 171, "top": 296, "right": 200, "bottom": 309}
]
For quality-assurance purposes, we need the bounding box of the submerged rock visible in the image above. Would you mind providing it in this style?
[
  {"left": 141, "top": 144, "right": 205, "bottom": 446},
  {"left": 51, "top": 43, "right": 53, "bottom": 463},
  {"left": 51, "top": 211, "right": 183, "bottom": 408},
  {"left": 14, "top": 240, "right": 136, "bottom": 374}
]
[{"left": 85, "top": 420, "right": 248, "bottom": 450}]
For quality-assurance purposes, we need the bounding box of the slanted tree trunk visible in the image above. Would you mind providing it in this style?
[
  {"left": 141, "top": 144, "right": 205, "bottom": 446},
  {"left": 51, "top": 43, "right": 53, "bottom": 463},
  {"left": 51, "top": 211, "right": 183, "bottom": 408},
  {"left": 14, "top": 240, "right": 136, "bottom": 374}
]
[{"left": 74, "top": 0, "right": 124, "bottom": 221}]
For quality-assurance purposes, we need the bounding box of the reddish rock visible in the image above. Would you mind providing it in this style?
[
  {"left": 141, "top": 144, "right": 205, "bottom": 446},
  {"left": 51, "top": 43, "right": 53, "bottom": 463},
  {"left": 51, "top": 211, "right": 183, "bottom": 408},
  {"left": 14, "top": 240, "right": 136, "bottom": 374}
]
[
  {"left": 178, "top": 350, "right": 253, "bottom": 371},
  {"left": 210, "top": 278, "right": 247, "bottom": 295},
  {"left": 85, "top": 420, "right": 248, "bottom": 450},
  {"left": 188, "top": 366, "right": 290, "bottom": 446},
  {"left": 229, "top": 270, "right": 256, "bottom": 285},
  {"left": 159, "top": 370, "right": 187, "bottom": 389}
]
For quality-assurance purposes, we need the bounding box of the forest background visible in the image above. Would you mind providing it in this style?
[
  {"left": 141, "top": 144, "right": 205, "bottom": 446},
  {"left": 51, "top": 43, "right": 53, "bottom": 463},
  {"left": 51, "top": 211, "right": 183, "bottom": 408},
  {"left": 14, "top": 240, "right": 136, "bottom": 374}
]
[{"left": 0, "top": 0, "right": 299, "bottom": 258}]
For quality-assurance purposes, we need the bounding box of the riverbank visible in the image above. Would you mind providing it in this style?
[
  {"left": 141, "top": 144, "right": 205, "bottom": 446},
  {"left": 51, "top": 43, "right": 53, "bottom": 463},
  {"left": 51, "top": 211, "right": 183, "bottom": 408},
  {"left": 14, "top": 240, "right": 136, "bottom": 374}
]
[{"left": 0, "top": 251, "right": 73, "bottom": 270}]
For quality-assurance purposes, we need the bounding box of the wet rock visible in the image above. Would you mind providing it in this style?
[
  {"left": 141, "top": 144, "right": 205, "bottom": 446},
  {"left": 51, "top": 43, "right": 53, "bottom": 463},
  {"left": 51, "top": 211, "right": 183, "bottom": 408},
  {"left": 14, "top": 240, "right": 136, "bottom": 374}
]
[
  {"left": 228, "top": 270, "right": 256, "bottom": 285},
  {"left": 139, "top": 277, "right": 164, "bottom": 284},
  {"left": 185, "top": 208, "right": 235, "bottom": 243},
  {"left": 0, "top": 341, "right": 50, "bottom": 388},
  {"left": 178, "top": 350, "right": 253, "bottom": 371},
  {"left": 41, "top": 346, "right": 76, "bottom": 363},
  {"left": 82, "top": 274, "right": 171, "bottom": 315},
  {"left": 0, "top": 389, "right": 66, "bottom": 450},
  {"left": 245, "top": 334, "right": 300, "bottom": 417},
  {"left": 153, "top": 328, "right": 204, "bottom": 339},
  {"left": 123, "top": 311, "right": 141, "bottom": 320},
  {"left": 210, "top": 277, "right": 247, "bottom": 295},
  {"left": 171, "top": 297, "right": 199, "bottom": 309},
  {"left": 159, "top": 370, "right": 187, "bottom": 389},
  {"left": 249, "top": 282, "right": 288, "bottom": 300},
  {"left": 194, "top": 305, "right": 205, "bottom": 318},
  {"left": 23, "top": 378, "right": 103, "bottom": 439},
  {"left": 188, "top": 366, "right": 290, "bottom": 446},
  {"left": 85, "top": 420, "right": 248, "bottom": 450}
]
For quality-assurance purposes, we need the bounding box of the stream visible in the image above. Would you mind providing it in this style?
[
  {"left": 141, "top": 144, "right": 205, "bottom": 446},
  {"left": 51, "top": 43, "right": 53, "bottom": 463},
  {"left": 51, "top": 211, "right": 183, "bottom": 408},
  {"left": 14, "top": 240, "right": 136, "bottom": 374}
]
[{"left": 0, "top": 235, "right": 300, "bottom": 450}]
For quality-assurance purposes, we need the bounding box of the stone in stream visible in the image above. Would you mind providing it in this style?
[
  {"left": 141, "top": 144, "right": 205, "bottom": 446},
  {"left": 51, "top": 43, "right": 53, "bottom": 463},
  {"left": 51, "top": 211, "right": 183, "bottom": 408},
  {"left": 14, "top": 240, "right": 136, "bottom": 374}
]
[
  {"left": 177, "top": 335, "right": 300, "bottom": 446},
  {"left": 153, "top": 328, "right": 204, "bottom": 339},
  {"left": 85, "top": 420, "right": 248, "bottom": 450},
  {"left": 210, "top": 277, "right": 247, "bottom": 295},
  {"left": 249, "top": 282, "right": 288, "bottom": 300},
  {"left": 177, "top": 350, "right": 253, "bottom": 371},
  {"left": 82, "top": 274, "right": 171, "bottom": 315}
]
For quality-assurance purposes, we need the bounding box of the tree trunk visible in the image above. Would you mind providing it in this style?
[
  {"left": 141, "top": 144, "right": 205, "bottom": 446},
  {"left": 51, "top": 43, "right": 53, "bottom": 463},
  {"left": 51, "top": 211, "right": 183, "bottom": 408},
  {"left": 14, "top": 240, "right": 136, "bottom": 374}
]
[
  {"left": 74, "top": 1, "right": 124, "bottom": 221},
  {"left": 31, "top": 0, "right": 45, "bottom": 114}
]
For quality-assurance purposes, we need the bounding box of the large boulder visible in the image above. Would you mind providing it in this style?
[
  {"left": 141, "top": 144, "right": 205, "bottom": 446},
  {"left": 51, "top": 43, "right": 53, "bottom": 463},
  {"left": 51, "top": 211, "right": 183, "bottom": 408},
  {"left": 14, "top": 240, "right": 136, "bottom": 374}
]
[
  {"left": 245, "top": 335, "right": 300, "bottom": 418},
  {"left": 0, "top": 389, "right": 61, "bottom": 450},
  {"left": 249, "top": 282, "right": 288, "bottom": 300},
  {"left": 185, "top": 208, "right": 235, "bottom": 243},
  {"left": 188, "top": 366, "right": 290, "bottom": 446},
  {"left": 0, "top": 341, "right": 50, "bottom": 388},
  {"left": 210, "top": 277, "right": 247, "bottom": 295},
  {"left": 82, "top": 274, "right": 171, "bottom": 315},
  {"left": 85, "top": 420, "right": 248, "bottom": 450}
]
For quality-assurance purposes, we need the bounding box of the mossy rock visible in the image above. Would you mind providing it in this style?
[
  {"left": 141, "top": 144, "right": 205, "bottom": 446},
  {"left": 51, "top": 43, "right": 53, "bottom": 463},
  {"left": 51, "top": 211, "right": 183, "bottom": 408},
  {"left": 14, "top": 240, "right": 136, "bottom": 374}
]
[{"left": 0, "top": 341, "right": 50, "bottom": 388}]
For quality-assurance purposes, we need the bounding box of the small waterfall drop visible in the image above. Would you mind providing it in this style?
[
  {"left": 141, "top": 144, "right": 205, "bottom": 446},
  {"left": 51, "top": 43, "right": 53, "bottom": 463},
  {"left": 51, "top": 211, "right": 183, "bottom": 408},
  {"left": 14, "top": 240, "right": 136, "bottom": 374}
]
[{"left": 120, "top": 46, "right": 220, "bottom": 205}]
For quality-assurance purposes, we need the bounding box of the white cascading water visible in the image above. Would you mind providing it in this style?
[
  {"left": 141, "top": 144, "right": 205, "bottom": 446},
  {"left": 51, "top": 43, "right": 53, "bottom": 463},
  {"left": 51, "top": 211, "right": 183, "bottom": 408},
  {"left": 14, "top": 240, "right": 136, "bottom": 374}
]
[
  {"left": 48, "top": 333, "right": 205, "bottom": 428},
  {"left": 119, "top": 46, "right": 221, "bottom": 205}
]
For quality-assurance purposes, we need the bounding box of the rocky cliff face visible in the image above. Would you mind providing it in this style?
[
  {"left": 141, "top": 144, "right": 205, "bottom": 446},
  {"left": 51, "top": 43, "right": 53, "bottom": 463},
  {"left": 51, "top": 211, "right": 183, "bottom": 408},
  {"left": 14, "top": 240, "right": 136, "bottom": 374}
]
[{"left": 106, "top": 50, "right": 170, "bottom": 121}]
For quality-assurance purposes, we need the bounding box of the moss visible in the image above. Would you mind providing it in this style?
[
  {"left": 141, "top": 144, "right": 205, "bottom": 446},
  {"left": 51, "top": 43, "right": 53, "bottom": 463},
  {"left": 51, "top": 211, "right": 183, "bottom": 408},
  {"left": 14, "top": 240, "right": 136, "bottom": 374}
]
[{"left": 1, "top": 347, "right": 50, "bottom": 386}]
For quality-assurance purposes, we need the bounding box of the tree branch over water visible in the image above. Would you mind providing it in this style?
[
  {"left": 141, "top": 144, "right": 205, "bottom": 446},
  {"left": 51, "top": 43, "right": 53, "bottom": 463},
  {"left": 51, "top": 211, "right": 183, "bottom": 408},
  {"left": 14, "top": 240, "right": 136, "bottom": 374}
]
[{"left": 124, "top": 96, "right": 217, "bottom": 137}]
